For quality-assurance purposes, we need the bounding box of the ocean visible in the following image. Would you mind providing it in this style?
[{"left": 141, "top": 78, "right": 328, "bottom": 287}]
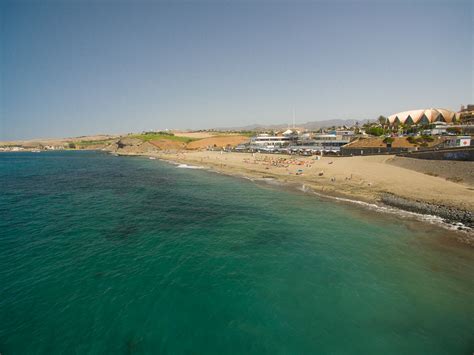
[{"left": 0, "top": 151, "right": 473, "bottom": 354}]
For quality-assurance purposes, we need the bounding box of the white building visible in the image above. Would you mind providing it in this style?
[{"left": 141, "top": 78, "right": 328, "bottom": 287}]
[
  {"left": 421, "top": 122, "right": 448, "bottom": 136},
  {"left": 250, "top": 134, "right": 293, "bottom": 149}
]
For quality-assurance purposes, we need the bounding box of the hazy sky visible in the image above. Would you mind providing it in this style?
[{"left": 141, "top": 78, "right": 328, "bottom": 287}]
[{"left": 1, "top": 0, "right": 472, "bottom": 140}]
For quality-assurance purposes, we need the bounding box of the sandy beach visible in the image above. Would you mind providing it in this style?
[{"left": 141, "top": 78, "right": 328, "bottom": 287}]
[{"left": 141, "top": 151, "right": 474, "bottom": 215}]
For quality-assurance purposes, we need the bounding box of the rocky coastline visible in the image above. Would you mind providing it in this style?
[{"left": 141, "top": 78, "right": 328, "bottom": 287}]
[{"left": 381, "top": 193, "right": 473, "bottom": 230}]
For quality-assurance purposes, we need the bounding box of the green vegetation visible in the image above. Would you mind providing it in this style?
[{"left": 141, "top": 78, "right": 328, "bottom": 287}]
[
  {"left": 365, "top": 114, "right": 451, "bottom": 136},
  {"left": 75, "top": 139, "right": 115, "bottom": 147},
  {"left": 383, "top": 137, "right": 394, "bottom": 144},
  {"left": 129, "top": 132, "right": 197, "bottom": 143},
  {"left": 144, "top": 130, "right": 174, "bottom": 136},
  {"left": 68, "top": 142, "right": 76, "bottom": 149},
  {"left": 366, "top": 126, "right": 385, "bottom": 136},
  {"left": 406, "top": 136, "right": 434, "bottom": 146},
  {"left": 233, "top": 130, "right": 255, "bottom": 137}
]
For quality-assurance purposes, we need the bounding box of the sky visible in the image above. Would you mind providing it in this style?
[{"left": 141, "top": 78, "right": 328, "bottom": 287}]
[{"left": 1, "top": 0, "right": 472, "bottom": 140}]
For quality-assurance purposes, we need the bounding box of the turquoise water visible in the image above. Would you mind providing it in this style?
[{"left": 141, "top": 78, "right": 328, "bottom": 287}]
[{"left": 0, "top": 151, "right": 473, "bottom": 354}]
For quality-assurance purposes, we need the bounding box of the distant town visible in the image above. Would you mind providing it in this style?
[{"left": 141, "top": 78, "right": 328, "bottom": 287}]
[
  {"left": 238, "top": 106, "right": 473, "bottom": 158},
  {"left": 1, "top": 105, "right": 473, "bottom": 160}
]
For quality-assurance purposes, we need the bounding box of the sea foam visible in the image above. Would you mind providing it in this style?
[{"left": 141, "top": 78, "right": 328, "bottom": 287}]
[{"left": 176, "top": 164, "right": 203, "bottom": 169}]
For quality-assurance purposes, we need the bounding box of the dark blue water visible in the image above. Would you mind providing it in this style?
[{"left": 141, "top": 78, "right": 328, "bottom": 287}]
[{"left": 0, "top": 151, "right": 473, "bottom": 354}]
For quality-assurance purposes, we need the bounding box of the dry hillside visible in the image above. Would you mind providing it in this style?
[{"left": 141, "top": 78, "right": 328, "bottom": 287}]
[
  {"left": 149, "top": 140, "right": 187, "bottom": 150},
  {"left": 186, "top": 136, "right": 249, "bottom": 150}
]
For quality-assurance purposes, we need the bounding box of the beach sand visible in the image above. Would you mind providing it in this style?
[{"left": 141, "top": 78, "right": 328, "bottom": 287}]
[
  {"left": 145, "top": 151, "right": 474, "bottom": 213},
  {"left": 387, "top": 156, "right": 474, "bottom": 185}
]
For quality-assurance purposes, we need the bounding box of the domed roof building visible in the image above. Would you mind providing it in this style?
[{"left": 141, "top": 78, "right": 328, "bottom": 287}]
[{"left": 387, "top": 108, "right": 459, "bottom": 125}]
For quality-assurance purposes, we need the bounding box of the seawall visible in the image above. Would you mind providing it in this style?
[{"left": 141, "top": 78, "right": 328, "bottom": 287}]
[{"left": 398, "top": 146, "right": 474, "bottom": 161}]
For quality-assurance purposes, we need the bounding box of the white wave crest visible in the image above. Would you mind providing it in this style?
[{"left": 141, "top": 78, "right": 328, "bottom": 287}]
[
  {"left": 176, "top": 164, "right": 203, "bottom": 169},
  {"left": 296, "top": 184, "right": 473, "bottom": 235}
]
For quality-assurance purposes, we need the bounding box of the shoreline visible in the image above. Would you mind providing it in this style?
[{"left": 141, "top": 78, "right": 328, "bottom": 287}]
[
  {"left": 115, "top": 150, "right": 474, "bottom": 241},
  {"left": 5, "top": 149, "right": 472, "bottom": 241}
]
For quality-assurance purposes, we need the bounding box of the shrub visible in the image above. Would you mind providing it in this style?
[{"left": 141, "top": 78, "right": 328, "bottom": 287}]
[
  {"left": 144, "top": 131, "right": 174, "bottom": 136},
  {"left": 366, "top": 126, "right": 385, "bottom": 136}
]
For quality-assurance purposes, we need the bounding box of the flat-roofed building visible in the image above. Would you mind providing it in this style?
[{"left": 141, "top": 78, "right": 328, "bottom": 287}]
[{"left": 340, "top": 137, "right": 444, "bottom": 156}]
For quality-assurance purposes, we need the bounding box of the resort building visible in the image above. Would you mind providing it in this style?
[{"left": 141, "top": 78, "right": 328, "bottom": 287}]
[
  {"left": 249, "top": 131, "right": 297, "bottom": 151},
  {"left": 387, "top": 108, "right": 460, "bottom": 126},
  {"left": 330, "top": 130, "right": 355, "bottom": 140},
  {"left": 421, "top": 122, "right": 448, "bottom": 136},
  {"left": 287, "top": 133, "right": 353, "bottom": 154}
]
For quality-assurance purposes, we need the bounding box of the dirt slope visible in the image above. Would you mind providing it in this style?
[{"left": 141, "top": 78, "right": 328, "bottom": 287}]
[
  {"left": 186, "top": 136, "right": 249, "bottom": 150},
  {"left": 149, "top": 140, "right": 186, "bottom": 150}
]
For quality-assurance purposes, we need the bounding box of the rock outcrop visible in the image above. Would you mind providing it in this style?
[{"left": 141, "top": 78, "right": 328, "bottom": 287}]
[
  {"left": 381, "top": 193, "right": 473, "bottom": 229},
  {"left": 105, "top": 138, "right": 160, "bottom": 154}
]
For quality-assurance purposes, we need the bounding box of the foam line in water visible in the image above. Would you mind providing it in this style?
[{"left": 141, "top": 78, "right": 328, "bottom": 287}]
[
  {"left": 155, "top": 157, "right": 473, "bottom": 240},
  {"left": 296, "top": 184, "right": 473, "bottom": 236},
  {"left": 176, "top": 164, "right": 203, "bottom": 169}
]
